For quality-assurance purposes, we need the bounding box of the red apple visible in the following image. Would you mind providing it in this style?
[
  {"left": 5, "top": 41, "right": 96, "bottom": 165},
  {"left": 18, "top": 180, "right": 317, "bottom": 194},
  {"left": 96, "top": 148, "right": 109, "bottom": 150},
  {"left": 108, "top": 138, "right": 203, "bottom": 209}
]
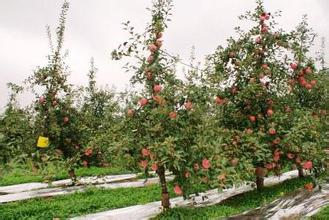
[
  {"left": 249, "top": 115, "right": 256, "bottom": 122},
  {"left": 52, "top": 100, "right": 58, "bottom": 106},
  {"left": 305, "top": 67, "right": 312, "bottom": 74},
  {"left": 202, "top": 159, "right": 211, "bottom": 169},
  {"left": 215, "top": 96, "right": 225, "bottom": 105},
  {"left": 147, "top": 55, "right": 154, "bottom": 64},
  {"left": 156, "top": 32, "right": 163, "bottom": 39},
  {"left": 256, "top": 36, "right": 262, "bottom": 44},
  {"left": 193, "top": 163, "right": 199, "bottom": 171},
  {"left": 151, "top": 163, "right": 158, "bottom": 171},
  {"left": 174, "top": 185, "right": 183, "bottom": 195},
  {"left": 287, "top": 153, "right": 295, "bottom": 159},
  {"left": 148, "top": 44, "right": 158, "bottom": 53},
  {"left": 63, "top": 116, "right": 69, "bottom": 124},
  {"left": 127, "top": 109, "right": 134, "bottom": 117},
  {"left": 305, "top": 83, "right": 312, "bottom": 90},
  {"left": 246, "top": 128, "right": 253, "bottom": 134},
  {"left": 139, "top": 98, "right": 148, "bottom": 107},
  {"left": 290, "top": 63, "right": 298, "bottom": 70},
  {"left": 304, "top": 182, "right": 313, "bottom": 192},
  {"left": 141, "top": 148, "right": 150, "bottom": 157},
  {"left": 184, "top": 171, "right": 191, "bottom": 178},
  {"left": 155, "top": 39, "right": 163, "bottom": 48},
  {"left": 39, "top": 96, "right": 46, "bottom": 104},
  {"left": 262, "top": 64, "right": 269, "bottom": 69},
  {"left": 184, "top": 101, "right": 193, "bottom": 110},
  {"left": 303, "top": 161, "right": 313, "bottom": 170},
  {"left": 153, "top": 84, "right": 162, "bottom": 93},
  {"left": 267, "top": 109, "right": 274, "bottom": 116},
  {"left": 268, "top": 128, "right": 276, "bottom": 135},
  {"left": 272, "top": 137, "right": 281, "bottom": 145},
  {"left": 310, "top": 80, "right": 317, "bottom": 86},
  {"left": 169, "top": 111, "right": 177, "bottom": 119},
  {"left": 261, "top": 26, "right": 268, "bottom": 33},
  {"left": 140, "top": 160, "right": 148, "bottom": 169},
  {"left": 230, "top": 158, "right": 239, "bottom": 167}
]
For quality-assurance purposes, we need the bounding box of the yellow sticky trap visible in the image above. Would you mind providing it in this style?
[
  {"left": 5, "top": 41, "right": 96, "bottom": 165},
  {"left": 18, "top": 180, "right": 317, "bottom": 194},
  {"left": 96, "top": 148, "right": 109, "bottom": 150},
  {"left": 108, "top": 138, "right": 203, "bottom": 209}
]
[{"left": 37, "top": 136, "right": 49, "bottom": 148}]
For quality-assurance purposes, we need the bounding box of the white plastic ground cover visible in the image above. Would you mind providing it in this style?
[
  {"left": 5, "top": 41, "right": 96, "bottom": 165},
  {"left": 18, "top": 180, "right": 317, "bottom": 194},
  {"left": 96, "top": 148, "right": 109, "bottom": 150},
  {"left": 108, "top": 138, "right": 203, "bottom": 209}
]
[
  {"left": 71, "top": 170, "right": 299, "bottom": 220},
  {"left": 0, "top": 174, "right": 137, "bottom": 194},
  {"left": 233, "top": 183, "right": 329, "bottom": 219},
  {"left": 0, "top": 176, "right": 174, "bottom": 203}
]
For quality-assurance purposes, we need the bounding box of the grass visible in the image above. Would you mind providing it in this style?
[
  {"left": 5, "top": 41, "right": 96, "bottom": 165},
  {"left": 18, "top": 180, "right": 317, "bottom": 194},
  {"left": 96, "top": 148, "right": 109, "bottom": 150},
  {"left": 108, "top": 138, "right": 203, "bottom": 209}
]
[
  {"left": 155, "top": 177, "right": 312, "bottom": 219},
  {"left": 311, "top": 205, "right": 329, "bottom": 220},
  {"left": 0, "top": 183, "right": 177, "bottom": 219},
  {"left": 0, "top": 166, "right": 130, "bottom": 186}
]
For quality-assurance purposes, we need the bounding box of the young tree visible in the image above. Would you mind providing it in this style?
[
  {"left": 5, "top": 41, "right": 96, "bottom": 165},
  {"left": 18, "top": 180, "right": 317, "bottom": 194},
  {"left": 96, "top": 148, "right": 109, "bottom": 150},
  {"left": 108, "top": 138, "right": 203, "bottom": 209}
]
[
  {"left": 113, "top": 0, "right": 254, "bottom": 208},
  {"left": 206, "top": 0, "right": 326, "bottom": 189},
  {"left": 26, "top": 1, "right": 82, "bottom": 183}
]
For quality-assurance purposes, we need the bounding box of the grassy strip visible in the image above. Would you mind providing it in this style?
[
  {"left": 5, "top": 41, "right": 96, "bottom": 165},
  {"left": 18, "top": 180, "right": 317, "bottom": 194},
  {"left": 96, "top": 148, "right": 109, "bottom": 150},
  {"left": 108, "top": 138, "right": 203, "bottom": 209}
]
[
  {"left": 156, "top": 177, "right": 312, "bottom": 220},
  {"left": 0, "top": 166, "right": 130, "bottom": 186},
  {"left": 311, "top": 205, "right": 329, "bottom": 220},
  {"left": 0, "top": 183, "right": 177, "bottom": 219}
]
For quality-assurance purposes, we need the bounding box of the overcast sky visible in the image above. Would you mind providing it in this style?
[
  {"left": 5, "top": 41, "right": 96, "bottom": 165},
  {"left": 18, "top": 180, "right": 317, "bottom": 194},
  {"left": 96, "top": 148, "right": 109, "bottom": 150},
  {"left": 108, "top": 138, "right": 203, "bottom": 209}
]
[{"left": 0, "top": 0, "right": 328, "bottom": 111}]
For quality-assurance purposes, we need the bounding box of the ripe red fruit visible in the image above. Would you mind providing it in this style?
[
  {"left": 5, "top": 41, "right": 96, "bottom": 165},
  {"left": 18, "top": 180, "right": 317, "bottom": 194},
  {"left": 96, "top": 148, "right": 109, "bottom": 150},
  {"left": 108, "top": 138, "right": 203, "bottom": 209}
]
[
  {"left": 127, "top": 109, "right": 134, "bottom": 117},
  {"left": 268, "top": 128, "right": 276, "bottom": 135},
  {"left": 63, "top": 116, "right": 69, "bottom": 124},
  {"left": 148, "top": 44, "right": 158, "bottom": 53},
  {"left": 215, "top": 96, "right": 225, "bottom": 105},
  {"left": 272, "top": 137, "right": 281, "bottom": 145},
  {"left": 262, "top": 64, "right": 269, "bottom": 69},
  {"left": 153, "top": 84, "right": 162, "bottom": 93},
  {"left": 156, "top": 32, "right": 163, "bottom": 39},
  {"left": 267, "top": 109, "right": 274, "bottom": 116},
  {"left": 193, "top": 163, "right": 199, "bottom": 171},
  {"left": 174, "top": 185, "right": 183, "bottom": 195},
  {"left": 304, "top": 183, "right": 313, "bottom": 192},
  {"left": 265, "top": 14, "right": 270, "bottom": 20},
  {"left": 155, "top": 39, "right": 163, "bottom": 48},
  {"left": 305, "top": 84, "right": 312, "bottom": 90},
  {"left": 298, "top": 77, "right": 307, "bottom": 86},
  {"left": 249, "top": 115, "right": 256, "bottom": 122},
  {"left": 273, "top": 154, "right": 280, "bottom": 162},
  {"left": 287, "top": 153, "right": 295, "bottom": 159},
  {"left": 184, "top": 101, "right": 193, "bottom": 110},
  {"left": 265, "top": 163, "right": 274, "bottom": 170},
  {"left": 169, "top": 111, "right": 177, "bottom": 119},
  {"left": 84, "top": 147, "right": 93, "bottom": 157},
  {"left": 261, "top": 26, "right": 268, "bottom": 33},
  {"left": 303, "top": 161, "right": 313, "bottom": 170},
  {"left": 151, "top": 163, "right": 158, "bottom": 171},
  {"left": 246, "top": 128, "right": 253, "bottom": 134},
  {"left": 139, "top": 98, "right": 148, "bottom": 107},
  {"left": 52, "top": 100, "right": 58, "bottom": 106},
  {"left": 305, "top": 67, "right": 312, "bottom": 74},
  {"left": 310, "top": 80, "right": 317, "bottom": 86},
  {"left": 256, "top": 36, "right": 262, "bottom": 44},
  {"left": 147, "top": 55, "right": 154, "bottom": 64},
  {"left": 39, "top": 96, "right": 46, "bottom": 104},
  {"left": 184, "top": 171, "right": 191, "bottom": 178},
  {"left": 146, "top": 72, "right": 153, "bottom": 80},
  {"left": 230, "top": 158, "right": 239, "bottom": 167},
  {"left": 290, "top": 63, "right": 298, "bottom": 70},
  {"left": 202, "top": 159, "right": 211, "bottom": 169},
  {"left": 141, "top": 148, "right": 150, "bottom": 157},
  {"left": 260, "top": 15, "right": 266, "bottom": 21}
]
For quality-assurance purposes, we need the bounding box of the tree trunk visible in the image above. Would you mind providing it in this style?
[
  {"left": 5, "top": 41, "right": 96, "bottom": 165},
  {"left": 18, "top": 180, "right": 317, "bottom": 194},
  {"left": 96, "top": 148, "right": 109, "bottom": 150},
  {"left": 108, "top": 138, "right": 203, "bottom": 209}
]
[
  {"left": 256, "top": 176, "right": 264, "bottom": 190},
  {"left": 68, "top": 169, "right": 77, "bottom": 184},
  {"left": 297, "top": 166, "right": 304, "bottom": 178},
  {"left": 157, "top": 166, "right": 170, "bottom": 209}
]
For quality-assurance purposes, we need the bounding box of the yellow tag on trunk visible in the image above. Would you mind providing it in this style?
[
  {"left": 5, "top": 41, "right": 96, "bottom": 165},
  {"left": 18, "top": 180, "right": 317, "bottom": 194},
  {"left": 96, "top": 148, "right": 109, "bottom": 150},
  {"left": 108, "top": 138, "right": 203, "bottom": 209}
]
[{"left": 37, "top": 136, "right": 49, "bottom": 148}]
